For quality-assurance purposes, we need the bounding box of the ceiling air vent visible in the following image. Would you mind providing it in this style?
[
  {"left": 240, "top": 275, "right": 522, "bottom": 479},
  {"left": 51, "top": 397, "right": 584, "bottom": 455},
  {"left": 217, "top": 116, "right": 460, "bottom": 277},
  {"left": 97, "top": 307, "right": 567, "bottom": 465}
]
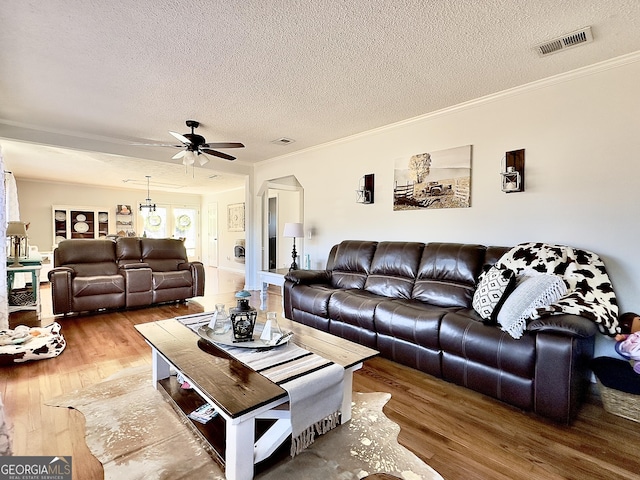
[
  {"left": 271, "top": 137, "right": 295, "bottom": 146},
  {"left": 535, "top": 26, "right": 593, "bottom": 57}
]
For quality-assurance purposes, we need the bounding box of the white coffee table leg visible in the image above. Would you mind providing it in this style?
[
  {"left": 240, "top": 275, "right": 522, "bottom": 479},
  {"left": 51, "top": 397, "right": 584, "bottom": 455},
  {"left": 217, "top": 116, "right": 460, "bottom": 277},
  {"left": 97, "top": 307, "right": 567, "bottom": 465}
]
[
  {"left": 340, "top": 363, "right": 362, "bottom": 423},
  {"left": 226, "top": 418, "right": 255, "bottom": 480},
  {"left": 151, "top": 348, "right": 171, "bottom": 388}
]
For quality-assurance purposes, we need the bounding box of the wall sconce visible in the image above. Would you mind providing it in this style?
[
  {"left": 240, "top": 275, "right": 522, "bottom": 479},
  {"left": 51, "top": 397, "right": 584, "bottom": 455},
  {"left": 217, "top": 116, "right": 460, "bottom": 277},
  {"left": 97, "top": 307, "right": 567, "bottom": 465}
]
[
  {"left": 356, "top": 174, "right": 375, "bottom": 204},
  {"left": 501, "top": 149, "right": 525, "bottom": 193}
]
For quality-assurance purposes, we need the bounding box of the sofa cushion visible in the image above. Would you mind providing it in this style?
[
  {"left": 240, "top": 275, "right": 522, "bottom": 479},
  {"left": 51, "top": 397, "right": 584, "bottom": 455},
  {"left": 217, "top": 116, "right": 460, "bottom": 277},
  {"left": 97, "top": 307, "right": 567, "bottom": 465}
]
[
  {"left": 327, "top": 289, "right": 382, "bottom": 348},
  {"left": 375, "top": 299, "right": 453, "bottom": 375},
  {"left": 141, "top": 238, "right": 188, "bottom": 272},
  {"left": 116, "top": 237, "right": 143, "bottom": 266},
  {"left": 73, "top": 275, "right": 125, "bottom": 297},
  {"left": 364, "top": 242, "right": 424, "bottom": 299},
  {"left": 412, "top": 243, "right": 486, "bottom": 308},
  {"left": 55, "top": 239, "right": 119, "bottom": 276},
  {"left": 152, "top": 271, "right": 193, "bottom": 290},
  {"left": 472, "top": 265, "right": 516, "bottom": 322},
  {"left": 330, "top": 240, "right": 377, "bottom": 289},
  {"left": 440, "top": 310, "right": 536, "bottom": 378}
]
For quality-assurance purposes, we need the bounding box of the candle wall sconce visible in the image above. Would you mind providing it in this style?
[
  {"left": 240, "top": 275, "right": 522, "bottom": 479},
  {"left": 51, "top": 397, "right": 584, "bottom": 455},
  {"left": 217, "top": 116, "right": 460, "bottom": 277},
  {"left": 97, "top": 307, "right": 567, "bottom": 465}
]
[
  {"left": 356, "top": 174, "right": 375, "bottom": 204},
  {"left": 501, "top": 149, "right": 525, "bottom": 193}
]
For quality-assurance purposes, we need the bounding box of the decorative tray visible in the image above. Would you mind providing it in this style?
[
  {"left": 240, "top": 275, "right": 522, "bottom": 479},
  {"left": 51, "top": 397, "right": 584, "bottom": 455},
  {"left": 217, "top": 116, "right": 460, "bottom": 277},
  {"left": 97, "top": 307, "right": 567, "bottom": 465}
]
[{"left": 197, "top": 323, "right": 292, "bottom": 349}]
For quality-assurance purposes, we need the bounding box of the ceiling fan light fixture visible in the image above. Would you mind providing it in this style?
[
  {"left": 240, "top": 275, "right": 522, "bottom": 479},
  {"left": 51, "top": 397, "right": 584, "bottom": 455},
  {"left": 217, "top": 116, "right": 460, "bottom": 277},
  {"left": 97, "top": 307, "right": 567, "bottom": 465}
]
[
  {"left": 198, "top": 153, "right": 209, "bottom": 166},
  {"left": 183, "top": 150, "right": 196, "bottom": 166}
]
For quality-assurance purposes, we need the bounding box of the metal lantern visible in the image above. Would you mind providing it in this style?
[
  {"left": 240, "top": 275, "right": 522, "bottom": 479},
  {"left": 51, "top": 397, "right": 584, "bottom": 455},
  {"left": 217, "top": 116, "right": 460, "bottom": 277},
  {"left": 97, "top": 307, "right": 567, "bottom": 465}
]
[
  {"left": 501, "top": 165, "right": 521, "bottom": 192},
  {"left": 229, "top": 290, "right": 257, "bottom": 342}
]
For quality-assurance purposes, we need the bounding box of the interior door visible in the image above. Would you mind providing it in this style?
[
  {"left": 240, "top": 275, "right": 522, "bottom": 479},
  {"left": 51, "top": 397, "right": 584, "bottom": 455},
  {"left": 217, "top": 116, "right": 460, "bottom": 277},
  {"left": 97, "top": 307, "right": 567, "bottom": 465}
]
[{"left": 208, "top": 202, "right": 219, "bottom": 267}]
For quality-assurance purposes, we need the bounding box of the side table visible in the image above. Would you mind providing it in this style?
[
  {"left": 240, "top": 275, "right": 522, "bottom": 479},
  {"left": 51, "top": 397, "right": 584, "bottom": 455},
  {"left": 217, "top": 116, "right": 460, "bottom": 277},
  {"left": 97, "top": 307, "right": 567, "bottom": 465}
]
[
  {"left": 257, "top": 268, "right": 290, "bottom": 311},
  {"left": 7, "top": 264, "right": 42, "bottom": 319}
]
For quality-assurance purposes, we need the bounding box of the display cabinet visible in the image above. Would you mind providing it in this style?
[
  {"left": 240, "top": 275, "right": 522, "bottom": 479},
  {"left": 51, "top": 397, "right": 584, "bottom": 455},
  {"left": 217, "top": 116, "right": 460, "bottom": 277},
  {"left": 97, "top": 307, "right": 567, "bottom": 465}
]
[{"left": 52, "top": 205, "right": 112, "bottom": 246}]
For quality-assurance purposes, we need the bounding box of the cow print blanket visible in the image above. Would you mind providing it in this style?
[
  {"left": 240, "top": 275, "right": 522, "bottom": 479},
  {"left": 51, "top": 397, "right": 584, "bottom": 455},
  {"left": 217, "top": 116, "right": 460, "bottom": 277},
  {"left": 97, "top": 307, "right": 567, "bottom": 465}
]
[
  {"left": 0, "top": 322, "right": 66, "bottom": 364},
  {"left": 495, "top": 242, "right": 619, "bottom": 336}
]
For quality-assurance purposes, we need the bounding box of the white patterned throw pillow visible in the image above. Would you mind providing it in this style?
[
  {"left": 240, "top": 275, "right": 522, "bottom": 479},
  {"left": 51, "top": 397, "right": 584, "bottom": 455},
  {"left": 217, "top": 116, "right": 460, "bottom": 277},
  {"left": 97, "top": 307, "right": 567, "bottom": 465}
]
[
  {"left": 497, "top": 274, "right": 567, "bottom": 339},
  {"left": 472, "top": 265, "right": 516, "bottom": 321}
]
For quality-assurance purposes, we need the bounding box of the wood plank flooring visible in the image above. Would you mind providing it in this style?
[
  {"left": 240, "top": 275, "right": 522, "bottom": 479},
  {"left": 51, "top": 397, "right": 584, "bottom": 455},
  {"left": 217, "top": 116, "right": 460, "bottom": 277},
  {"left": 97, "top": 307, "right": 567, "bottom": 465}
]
[{"left": 2, "top": 267, "right": 640, "bottom": 479}]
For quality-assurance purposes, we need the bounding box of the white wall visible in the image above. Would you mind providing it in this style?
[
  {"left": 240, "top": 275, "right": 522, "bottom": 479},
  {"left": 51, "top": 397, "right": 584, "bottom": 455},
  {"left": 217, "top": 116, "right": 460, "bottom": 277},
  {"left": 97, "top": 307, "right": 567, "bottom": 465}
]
[
  {"left": 201, "top": 187, "right": 246, "bottom": 273},
  {"left": 16, "top": 179, "right": 201, "bottom": 253},
  {"left": 251, "top": 53, "right": 640, "bottom": 357}
]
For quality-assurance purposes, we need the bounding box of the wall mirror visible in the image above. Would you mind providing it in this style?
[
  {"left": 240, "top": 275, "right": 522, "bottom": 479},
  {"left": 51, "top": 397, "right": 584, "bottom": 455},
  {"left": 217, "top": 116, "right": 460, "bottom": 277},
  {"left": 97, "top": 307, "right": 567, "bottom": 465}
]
[{"left": 257, "top": 176, "right": 303, "bottom": 271}]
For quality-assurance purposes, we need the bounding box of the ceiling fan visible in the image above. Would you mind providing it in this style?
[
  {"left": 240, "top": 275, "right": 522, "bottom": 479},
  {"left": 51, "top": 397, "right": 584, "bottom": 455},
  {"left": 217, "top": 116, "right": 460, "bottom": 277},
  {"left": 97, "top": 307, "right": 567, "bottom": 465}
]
[{"left": 156, "top": 120, "right": 244, "bottom": 165}]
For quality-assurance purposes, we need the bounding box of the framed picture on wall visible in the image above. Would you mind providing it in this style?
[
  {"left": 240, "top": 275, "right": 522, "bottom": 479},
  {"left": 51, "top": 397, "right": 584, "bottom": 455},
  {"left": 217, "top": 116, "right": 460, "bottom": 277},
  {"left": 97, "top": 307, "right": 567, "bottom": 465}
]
[
  {"left": 393, "top": 144, "right": 472, "bottom": 211},
  {"left": 228, "top": 203, "right": 245, "bottom": 232}
]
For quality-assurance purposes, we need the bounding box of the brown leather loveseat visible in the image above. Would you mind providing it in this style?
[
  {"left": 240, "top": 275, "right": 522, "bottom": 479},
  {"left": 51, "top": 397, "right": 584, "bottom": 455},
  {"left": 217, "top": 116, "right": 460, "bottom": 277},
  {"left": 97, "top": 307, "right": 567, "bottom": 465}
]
[
  {"left": 49, "top": 237, "right": 205, "bottom": 315},
  {"left": 284, "top": 240, "right": 602, "bottom": 424}
]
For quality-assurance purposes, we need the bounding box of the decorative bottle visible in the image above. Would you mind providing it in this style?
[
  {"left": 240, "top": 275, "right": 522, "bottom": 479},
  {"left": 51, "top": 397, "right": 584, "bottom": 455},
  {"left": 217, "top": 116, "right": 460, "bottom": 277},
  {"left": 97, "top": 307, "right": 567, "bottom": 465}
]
[{"left": 209, "top": 303, "right": 230, "bottom": 334}]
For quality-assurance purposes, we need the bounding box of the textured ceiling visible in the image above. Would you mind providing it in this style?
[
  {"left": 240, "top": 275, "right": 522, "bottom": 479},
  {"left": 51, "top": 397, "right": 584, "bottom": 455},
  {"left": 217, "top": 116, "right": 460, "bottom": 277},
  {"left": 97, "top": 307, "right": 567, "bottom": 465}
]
[{"left": 1, "top": 0, "right": 640, "bottom": 194}]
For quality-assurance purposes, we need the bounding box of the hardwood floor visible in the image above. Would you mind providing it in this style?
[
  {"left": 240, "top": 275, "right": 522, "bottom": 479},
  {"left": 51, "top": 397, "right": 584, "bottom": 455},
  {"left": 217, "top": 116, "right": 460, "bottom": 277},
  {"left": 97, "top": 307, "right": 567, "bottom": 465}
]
[{"left": 2, "top": 267, "right": 640, "bottom": 479}]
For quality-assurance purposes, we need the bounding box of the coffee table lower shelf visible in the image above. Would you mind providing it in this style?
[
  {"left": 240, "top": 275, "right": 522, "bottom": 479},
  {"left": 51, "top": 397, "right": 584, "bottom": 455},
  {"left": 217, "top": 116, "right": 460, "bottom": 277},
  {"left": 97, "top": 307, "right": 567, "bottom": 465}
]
[{"left": 156, "top": 375, "right": 291, "bottom": 474}]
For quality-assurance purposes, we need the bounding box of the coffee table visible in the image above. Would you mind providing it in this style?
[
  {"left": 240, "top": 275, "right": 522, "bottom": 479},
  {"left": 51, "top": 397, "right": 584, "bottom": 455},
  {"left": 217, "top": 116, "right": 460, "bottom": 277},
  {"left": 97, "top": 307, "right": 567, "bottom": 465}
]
[{"left": 135, "top": 316, "right": 378, "bottom": 480}]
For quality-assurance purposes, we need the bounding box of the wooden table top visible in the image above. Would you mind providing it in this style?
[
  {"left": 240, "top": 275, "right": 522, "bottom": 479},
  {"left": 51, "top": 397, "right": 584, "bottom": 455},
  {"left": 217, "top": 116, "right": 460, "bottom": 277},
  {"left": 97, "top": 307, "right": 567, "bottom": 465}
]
[{"left": 135, "top": 317, "right": 378, "bottom": 419}]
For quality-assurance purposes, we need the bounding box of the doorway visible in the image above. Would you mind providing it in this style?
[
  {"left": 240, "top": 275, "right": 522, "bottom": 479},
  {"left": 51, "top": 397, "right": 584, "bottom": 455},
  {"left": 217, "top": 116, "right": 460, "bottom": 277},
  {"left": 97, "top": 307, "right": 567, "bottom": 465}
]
[{"left": 268, "top": 197, "right": 277, "bottom": 269}]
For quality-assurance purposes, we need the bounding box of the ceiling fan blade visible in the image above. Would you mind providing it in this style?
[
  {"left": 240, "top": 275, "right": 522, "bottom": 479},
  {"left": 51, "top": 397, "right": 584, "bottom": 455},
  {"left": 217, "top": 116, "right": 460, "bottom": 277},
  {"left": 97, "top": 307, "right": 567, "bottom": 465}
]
[
  {"left": 169, "top": 131, "right": 192, "bottom": 144},
  {"left": 201, "top": 148, "right": 236, "bottom": 161},
  {"left": 172, "top": 150, "right": 186, "bottom": 160},
  {"left": 203, "top": 142, "right": 245, "bottom": 149}
]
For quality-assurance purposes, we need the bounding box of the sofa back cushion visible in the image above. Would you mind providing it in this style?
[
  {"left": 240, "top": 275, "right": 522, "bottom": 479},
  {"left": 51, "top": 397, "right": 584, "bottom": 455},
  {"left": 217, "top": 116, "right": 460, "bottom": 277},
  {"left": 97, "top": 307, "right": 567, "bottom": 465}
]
[
  {"left": 412, "top": 242, "right": 486, "bottom": 308},
  {"left": 330, "top": 240, "right": 377, "bottom": 289},
  {"left": 484, "top": 246, "right": 510, "bottom": 267},
  {"left": 140, "top": 238, "right": 188, "bottom": 272},
  {"left": 54, "top": 239, "right": 119, "bottom": 276},
  {"left": 116, "top": 237, "right": 143, "bottom": 266},
  {"left": 364, "top": 242, "right": 424, "bottom": 299}
]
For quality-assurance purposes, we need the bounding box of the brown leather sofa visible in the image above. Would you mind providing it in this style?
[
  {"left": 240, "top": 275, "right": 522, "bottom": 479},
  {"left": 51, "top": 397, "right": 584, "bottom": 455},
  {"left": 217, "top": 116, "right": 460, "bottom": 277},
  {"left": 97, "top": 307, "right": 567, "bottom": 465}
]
[
  {"left": 284, "top": 240, "right": 600, "bottom": 424},
  {"left": 49, "top": 237, "right": 205, "bottom": 315}
]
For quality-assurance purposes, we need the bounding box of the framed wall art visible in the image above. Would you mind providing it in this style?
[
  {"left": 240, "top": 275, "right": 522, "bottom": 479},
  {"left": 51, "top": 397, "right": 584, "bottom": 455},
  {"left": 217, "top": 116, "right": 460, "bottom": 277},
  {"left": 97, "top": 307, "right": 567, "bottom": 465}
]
[
  {"left": 393, "top": 145, "right": 471, "bottom": 211},
  {"left": 227, "top": 203, "right": 245, "bottom": 232}
]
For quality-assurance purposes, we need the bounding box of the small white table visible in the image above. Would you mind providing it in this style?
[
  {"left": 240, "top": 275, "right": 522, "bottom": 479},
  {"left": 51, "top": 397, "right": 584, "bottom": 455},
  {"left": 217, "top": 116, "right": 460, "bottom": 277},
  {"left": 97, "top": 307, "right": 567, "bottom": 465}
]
[{"left": 258, "top": 268, "right": 290, "bottom": 310}]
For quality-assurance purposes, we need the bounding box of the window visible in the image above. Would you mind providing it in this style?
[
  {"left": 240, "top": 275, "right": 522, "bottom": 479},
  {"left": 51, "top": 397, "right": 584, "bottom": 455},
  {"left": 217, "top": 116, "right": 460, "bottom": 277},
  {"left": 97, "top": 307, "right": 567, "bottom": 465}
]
[{"left": 139, "top": 205, "right": 199, "bottom": 259}]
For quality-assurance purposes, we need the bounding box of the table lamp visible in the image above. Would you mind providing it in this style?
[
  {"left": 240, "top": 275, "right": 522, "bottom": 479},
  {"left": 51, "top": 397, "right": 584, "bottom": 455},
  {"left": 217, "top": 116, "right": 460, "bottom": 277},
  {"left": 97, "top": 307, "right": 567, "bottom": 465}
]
[
  {"left": 283, "top": 222, "right": 304, "bottom": 271},
  {"left": 7, "top": 221, "right": 28, "bottom": 267}
]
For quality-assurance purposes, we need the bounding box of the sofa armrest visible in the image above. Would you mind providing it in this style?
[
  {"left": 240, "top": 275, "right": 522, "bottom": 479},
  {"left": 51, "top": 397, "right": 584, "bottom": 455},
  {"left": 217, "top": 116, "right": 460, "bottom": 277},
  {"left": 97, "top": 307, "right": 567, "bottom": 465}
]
[
  {"left": 528, "top": 314, "right": 598, "bottom": 338},
  {"left": 48, "top": 267, "right": 74, "bottom": 281},
  {"left": 178, "top": 261, "right": 205, "bottom": 296},
  {"left": 120, "top": 262, "right": 150, "bottom": 270},
  {"left": 48, "top": 268, "right": 74, "bottom": 314},
  {"left": 285, "top": 269, "right": 332, "bottom": 285}
]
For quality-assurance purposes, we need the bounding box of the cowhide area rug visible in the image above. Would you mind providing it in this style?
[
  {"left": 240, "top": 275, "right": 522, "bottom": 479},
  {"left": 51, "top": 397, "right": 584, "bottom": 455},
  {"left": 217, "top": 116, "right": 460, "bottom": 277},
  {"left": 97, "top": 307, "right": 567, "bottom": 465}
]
[{"left": 46, "top": 367, "right": 443, "bottom": 480}]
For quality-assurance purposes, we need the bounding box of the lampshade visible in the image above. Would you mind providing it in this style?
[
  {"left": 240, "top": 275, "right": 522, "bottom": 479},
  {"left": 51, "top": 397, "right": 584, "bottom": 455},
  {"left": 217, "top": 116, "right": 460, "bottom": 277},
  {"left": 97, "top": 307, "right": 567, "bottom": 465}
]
[
  {"left": 283, "top": 222, "right": 304, "bottom": 238},
  {"left": 6, "top": 221, "right": 28, "bottom": 237}
]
